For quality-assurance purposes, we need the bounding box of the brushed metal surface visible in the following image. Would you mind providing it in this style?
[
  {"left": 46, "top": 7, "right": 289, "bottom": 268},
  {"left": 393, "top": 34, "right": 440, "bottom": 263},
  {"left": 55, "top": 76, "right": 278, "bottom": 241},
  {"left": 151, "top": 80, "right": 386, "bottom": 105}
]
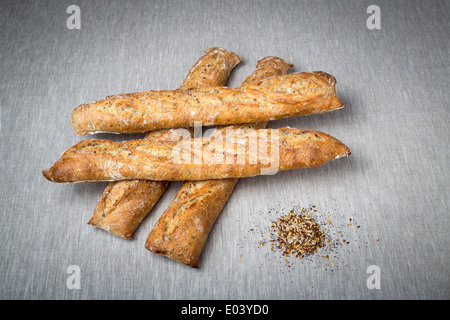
[{"left": 0, "top": 0, "right": 448, "bottom": 299}]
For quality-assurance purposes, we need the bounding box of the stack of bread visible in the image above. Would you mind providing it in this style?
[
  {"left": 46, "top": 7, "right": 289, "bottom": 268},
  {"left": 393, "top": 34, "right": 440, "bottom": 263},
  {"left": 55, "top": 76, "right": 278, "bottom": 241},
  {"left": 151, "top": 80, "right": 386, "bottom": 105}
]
[{"left": 43, "top": 48, "right": 350, "bottom": 267}]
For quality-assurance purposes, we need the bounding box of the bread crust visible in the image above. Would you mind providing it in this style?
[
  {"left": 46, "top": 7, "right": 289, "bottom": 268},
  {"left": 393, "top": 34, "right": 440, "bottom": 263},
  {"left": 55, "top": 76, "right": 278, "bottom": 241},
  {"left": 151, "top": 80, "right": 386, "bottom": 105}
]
[
  {"left": 70, "top": 70, "right": 343, "bottom": 135},
  {"left": 42, "top": 127, "right": 350, "bottom": 183},
  {"left": 88, "top": 179, "right": 170, "bottom": 239},
  {"left": 146, "top": 179, "right": 238, "bottom": 267},
  {"left": 179, "top": 47, "right": 241, "bottom": 90},
  {"left": 145, "top": 57, "right": 293, "bottom": 266},
  {"left": 87, "top": 48, "right": 241, "bottom": 238}
]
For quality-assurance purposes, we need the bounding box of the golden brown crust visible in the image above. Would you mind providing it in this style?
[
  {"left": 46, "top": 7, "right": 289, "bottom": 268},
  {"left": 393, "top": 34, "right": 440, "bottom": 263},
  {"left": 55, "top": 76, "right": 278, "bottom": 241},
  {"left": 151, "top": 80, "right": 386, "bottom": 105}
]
[
  {"left": 145, "top": 179, "right": 238, "bottom": 267},
  {"left": 42, "top": 127, "right": 350, "bottom": 183},
  {"left": 179, "top": 47, "right": 241, "bottom": 90},
  {"left": 87, "top": 48, "right": 241, "bottom": 238},
  {"left": 88, "top": 179, "right": 170, "bottom": 239},
  {"left": 70, "top": 71, "right": 343, "bottom": 135},
  {"left": 87, "top": 129, "right": 176, "bottom": 239},
  {"left": 240, "top": 56, "right": 293, "bottom": 89},
  {"left": 145, "top": 57, "right": 293, "bottom": 267}
]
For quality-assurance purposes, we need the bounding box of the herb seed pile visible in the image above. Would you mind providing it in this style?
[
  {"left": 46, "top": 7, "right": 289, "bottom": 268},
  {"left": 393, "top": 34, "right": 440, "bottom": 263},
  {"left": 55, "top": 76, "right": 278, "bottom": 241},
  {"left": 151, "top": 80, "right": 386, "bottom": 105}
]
[
  {"left": 265, "top": 209, "right": 326, "bottom": 259},
  {"left": 238, "top": 198, "right": 378, "bottom": 271},
  {"left": 246, "top": 199, "right": 368, "bottom": 270}
]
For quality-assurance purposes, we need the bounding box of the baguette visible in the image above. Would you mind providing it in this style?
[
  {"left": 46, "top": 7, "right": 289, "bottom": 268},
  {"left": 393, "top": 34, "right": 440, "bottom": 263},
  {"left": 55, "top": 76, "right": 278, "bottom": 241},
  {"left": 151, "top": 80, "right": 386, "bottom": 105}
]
[
  {"left": 146, "top": 179, "right": 238, "bottom": 267},
  {"left": 145, "top": 57, "right": 293, "bottom": 266},
  {"left": 88, "top": 176, "right": 169, "bottom": 238},
  {"left": 70, "top": 70, "right": 343, "bottom": 135},
  {"left": 179, "top": 47, "right": 241, "bottom": 90},
  {"left": 87, "top": 47, "right": 241, "bottom": 239},
  {"left": 42, "top": 127, "right": 350, "bottom": 183}
]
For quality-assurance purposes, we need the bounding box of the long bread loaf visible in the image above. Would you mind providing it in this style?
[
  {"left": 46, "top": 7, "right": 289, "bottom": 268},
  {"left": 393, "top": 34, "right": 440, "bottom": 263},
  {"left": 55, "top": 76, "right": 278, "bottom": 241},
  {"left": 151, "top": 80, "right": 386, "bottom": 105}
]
[
  {"left": 88, "top": 47, "right": 241, "bottom": 239},
  {"left": 145, "top": 57, "right": 293, "bottom": 266},
  {"left": 42, "top": 127, "right": 350, "bottom": 183},
  {"left": 71, "top": 70, "right": 343, "bottom": 135},
  {"left": 179, "top": 47, "right": 241, "bottom": 90}
]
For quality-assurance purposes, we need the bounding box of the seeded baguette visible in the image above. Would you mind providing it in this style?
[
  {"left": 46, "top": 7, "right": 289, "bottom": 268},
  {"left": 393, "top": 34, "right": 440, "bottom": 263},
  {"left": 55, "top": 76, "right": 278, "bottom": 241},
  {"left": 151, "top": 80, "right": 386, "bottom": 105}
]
[
  {"left": 42, "top": 127, "right": 350, "bottom": 183},
  {"left": 146, "top": 179, "right": 238, "bottom": 267},
  {"left": 179, "top": 47, "right": 241, "bottom": 90},
  {"left": 71, "top": 70, "right": 343, "bottom": 135},
  {"left": 88, "top": 47, "right": 241, "bottom": 239},
  {"left": 145, "top": 56, "right": 293, "bottom": 267},
  {"left": 86, "top": 129, "right": 186, "bottom": 239},
  {"left": 88, "top": 178, "right": 170, "bottom": 238}
]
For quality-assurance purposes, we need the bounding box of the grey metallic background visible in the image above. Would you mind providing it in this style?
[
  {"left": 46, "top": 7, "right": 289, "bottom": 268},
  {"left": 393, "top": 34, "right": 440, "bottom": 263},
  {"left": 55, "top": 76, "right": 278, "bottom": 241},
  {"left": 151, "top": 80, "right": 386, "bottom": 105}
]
[{"left": 0, "top": 0, "right": 448, "bottom": 299}]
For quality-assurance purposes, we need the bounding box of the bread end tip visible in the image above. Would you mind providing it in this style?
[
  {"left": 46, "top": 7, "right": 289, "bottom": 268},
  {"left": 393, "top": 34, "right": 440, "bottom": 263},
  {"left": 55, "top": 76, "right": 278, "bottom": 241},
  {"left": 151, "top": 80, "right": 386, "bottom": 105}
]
[
  {"left": 42, "top": 169, "right": 53, "bottom": 182},
  {"left": 70, "top": 105, "right": 88, "bottom": 136}
]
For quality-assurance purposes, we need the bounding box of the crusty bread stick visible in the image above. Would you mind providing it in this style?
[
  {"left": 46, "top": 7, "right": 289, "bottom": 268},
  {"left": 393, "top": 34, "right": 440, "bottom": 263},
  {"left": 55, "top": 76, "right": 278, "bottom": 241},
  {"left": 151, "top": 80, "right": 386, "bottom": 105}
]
[
  {"left": 86, "top": 129, "right": 179, "bottom": 239},
  {"left": 42, "top": 127, "right": 350, "bottom": 183},
  {"left": 145, "top": 57, "right": 293, "bottom": 267},
  {"left": 239, "top": 56, "right": 293, "bottom": 90},
  {"left": 87, "top": 48, "right": 241, "bottom": 239},
  {"left": 70, "top": 70, "right": 343, "bottom": 135},
  {"left": 146, "top": 179, "right": 238, "bottom": 267},
  {"left": 179, "top": 47, "right": 241, "bottom": 90}
]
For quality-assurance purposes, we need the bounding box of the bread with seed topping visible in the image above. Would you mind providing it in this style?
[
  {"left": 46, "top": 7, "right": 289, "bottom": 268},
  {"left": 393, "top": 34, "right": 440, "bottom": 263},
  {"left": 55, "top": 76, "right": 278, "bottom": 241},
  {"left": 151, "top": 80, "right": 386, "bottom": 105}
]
[
  {"left": 71, "top": 71, "right": 343, "bottom": 135},
  {"left": 42, "top": 127, "right": 351, "bottom": 183},
  {"left": 145, "top": 56, "right": 293, "bottom": 266},
  {"left": 87, "top": 47, "right": 241, "bottom": 238}
]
